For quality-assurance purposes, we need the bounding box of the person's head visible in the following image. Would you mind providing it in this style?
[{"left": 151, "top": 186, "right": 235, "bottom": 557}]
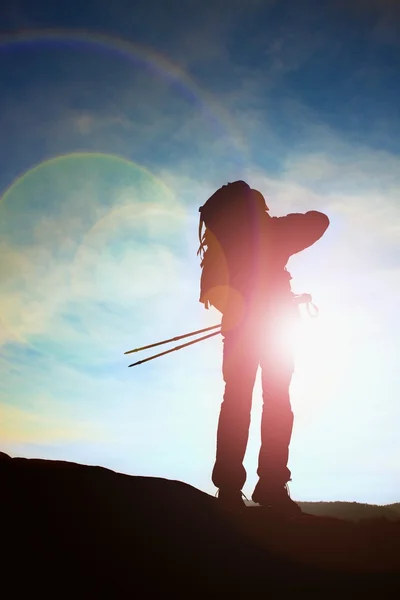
[{"left": 250, "top": 188, "right": 269, "bottom": 215}]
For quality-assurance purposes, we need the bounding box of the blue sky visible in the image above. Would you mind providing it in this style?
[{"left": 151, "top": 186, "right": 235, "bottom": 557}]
[{"left": 1, "top": 0, "right": 399, "bottom": 503}]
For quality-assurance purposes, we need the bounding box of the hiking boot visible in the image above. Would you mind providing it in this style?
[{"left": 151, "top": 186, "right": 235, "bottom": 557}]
[
  {"left": 216, "top": 489, "right": 246, "bottom": 513},
  {"left": 252, "top": 483, "right": 302, "bottom": 518}
]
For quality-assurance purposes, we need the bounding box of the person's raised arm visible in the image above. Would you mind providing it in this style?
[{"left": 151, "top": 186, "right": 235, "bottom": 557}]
[{"left": 273, "top": 211, "right": 330, "bottom": 256}]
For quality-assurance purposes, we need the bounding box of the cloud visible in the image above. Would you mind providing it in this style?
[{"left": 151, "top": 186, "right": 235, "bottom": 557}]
[
  {"left": 0, "top": 158, "right": 189, "bottom": 359},
  {"left": 0, "top": 397, "right": 103, "bottom": 444},
  {"left": 279, "top": 146, "right": 400, "bottom": 267}
]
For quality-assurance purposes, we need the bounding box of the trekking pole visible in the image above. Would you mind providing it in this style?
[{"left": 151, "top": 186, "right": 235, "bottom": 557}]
[
  {"left": 128, "top": 330, "right": 221, "bottom": 367},
  {"left": 294, "top": 293, "right": 319, "bottom": 317},
  {"left": 124, "top": 323, "right": 221, "bottom": 356}
]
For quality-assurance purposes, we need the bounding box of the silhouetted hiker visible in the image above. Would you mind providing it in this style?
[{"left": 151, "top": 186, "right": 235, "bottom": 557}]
[{"left": 198, "top": 181, "right": 329, "bottom": 516}]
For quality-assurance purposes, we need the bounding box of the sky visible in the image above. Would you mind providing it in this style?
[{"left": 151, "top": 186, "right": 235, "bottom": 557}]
[{"left": 0, "top": 0, "right": 399, "bottom": 504}]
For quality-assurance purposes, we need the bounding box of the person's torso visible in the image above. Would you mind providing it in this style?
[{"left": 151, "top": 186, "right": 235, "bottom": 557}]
[{"left": 225, "top": 216, "right": 293, "bottom": 303}]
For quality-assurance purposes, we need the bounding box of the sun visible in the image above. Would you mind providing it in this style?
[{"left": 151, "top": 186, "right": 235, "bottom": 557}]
[{"left": 288, "top": 300, "right": 358, "bottom": 419}]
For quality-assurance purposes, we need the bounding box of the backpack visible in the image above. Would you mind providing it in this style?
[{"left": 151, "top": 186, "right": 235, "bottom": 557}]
[{"left": 197, "top": 181, "right": 268, "bottom": 311}]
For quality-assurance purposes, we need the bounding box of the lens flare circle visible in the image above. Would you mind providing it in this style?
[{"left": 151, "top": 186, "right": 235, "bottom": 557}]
[{"left": 0, "top": 152, "right": 178, "bottom": 362}]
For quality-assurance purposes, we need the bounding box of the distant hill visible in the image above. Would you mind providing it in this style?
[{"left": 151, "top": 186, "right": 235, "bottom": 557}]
[
  {"left": 299, "top": 501, "right": 400, "bottom": 521},
  {"left": 1, "top": 452, "right": 399, "bottom": 597},
  {"left": 245, "top": 500, "right": 400, "bottom": 522}
]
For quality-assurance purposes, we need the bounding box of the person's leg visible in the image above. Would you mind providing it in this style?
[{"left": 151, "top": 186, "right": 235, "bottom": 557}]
[
  {"left": 212, "top": 323, "right": 260, "bottom": 496},
  {"left": 253, "top": 305, "right": 301, "bottom": 515},
  {"left": 254, "top": 355, "right": 294, "bottom": 495}
]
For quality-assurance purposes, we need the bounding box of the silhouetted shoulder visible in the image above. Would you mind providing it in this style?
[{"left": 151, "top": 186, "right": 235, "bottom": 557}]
[{"left": 271, "top": 211, "right": 330, "bottom": 256}]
